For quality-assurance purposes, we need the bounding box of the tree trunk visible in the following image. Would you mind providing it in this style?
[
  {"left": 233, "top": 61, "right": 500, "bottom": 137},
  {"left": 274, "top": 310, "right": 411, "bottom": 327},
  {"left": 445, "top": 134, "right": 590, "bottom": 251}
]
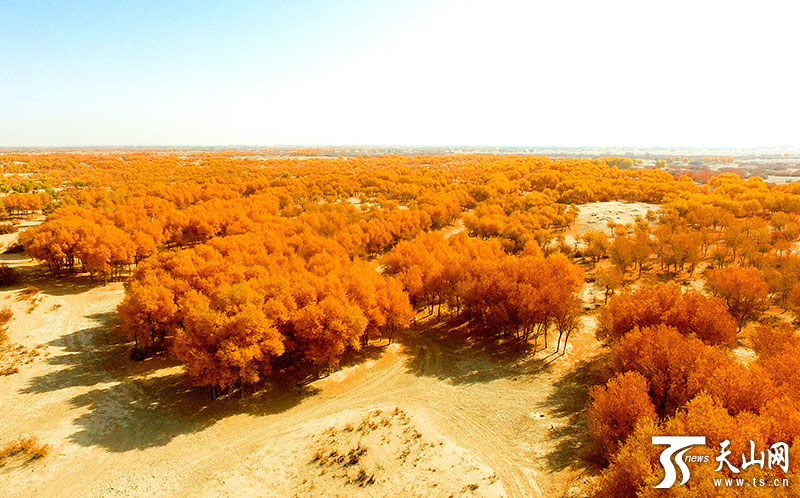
[
  {"left": 561, "top": 328, "right": 573, "bottom": 355},
  {"left": 543, "top": 321, "right": 549, "bottom": 350}
]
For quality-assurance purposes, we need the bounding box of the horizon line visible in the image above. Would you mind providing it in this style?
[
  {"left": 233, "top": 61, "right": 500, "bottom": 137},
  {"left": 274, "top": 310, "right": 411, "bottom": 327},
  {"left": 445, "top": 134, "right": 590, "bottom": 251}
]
[{"left": 1, "top": 145, "right": 799, "bottom": 151}]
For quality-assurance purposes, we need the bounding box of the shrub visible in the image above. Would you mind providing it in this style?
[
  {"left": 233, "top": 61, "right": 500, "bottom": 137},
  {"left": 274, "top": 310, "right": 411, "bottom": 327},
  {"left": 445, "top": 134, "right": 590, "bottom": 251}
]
[
  {"left": 0, "top": 365, "right": 19, "bottom": 375},
  {"left": 0, "top": 264, "right": 19, "bottom": 286},
  {"left": 0, "top": 436, "right": 52, "bottom": 464},
  {"left": 0, "top": 306, "right": 12, "bottom": 345},
  {"left": 18, "top": 286, "right": 38, "bottom": 300},
  {"left": 3, "top": 242, "right": 24, "bottom": 254}
]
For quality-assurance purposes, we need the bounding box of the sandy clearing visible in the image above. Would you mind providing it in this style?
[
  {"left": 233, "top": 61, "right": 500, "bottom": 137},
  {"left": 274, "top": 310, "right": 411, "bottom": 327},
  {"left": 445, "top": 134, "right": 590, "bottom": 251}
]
[
  {"left": 441, "top": 218, "right": 465, "bottom": 239},
  {"left": 564, "top": 201, "right": 659, "bottom": 249},
  {"left": 571, "top": 201, "right": 658, "bottom": 234}
]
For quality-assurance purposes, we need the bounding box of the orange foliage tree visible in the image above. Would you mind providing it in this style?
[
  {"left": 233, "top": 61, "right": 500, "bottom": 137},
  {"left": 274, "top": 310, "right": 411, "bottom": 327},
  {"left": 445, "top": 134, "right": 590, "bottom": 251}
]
[
  {"left": 705, "top": 266, "right": 769, "bottom": 331},
  {"left": 587, "top": 371, "right": 657, "bottom": 460},
  {"left": 598, "top": 283, "right": 737, "bottom": 346}
]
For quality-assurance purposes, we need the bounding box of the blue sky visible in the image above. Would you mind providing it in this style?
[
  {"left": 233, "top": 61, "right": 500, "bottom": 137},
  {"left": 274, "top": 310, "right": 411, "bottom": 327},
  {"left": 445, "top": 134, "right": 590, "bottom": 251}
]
[{"left": 1, "top": 0, "right": 799, "bottom": 147}]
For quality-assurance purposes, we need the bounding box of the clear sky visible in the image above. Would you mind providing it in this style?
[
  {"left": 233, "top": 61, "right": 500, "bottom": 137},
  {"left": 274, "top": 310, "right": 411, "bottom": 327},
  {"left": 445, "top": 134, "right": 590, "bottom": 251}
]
[{"left": 2, "top": 0, "right": 799, "bottom": 147}]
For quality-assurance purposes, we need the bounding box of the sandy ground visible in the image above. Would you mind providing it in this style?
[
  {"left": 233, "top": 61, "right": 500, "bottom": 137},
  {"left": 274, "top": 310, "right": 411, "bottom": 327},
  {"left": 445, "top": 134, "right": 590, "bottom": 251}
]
[
  {"left": 0, "top": 216, "right": 606, "bottom": 497},
  {"left": 571, "top": 201, "right": 658, "bottom": 234},
  {"left": 200, "top": 405, "right": 506, "bottom": 498},
  {"left": 564, "top": 201, "right": 659, "bottom": 248},
  {"left": 0, "top": 216, "right": 43, "bottom": 249},
  {"left": 440, "top": 218, "right": 465, "bottom": 239}
]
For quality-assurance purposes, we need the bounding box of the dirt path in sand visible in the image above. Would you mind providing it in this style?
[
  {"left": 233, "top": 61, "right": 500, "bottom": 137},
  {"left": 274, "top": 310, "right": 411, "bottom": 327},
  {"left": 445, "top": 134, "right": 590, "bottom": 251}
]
[{"left": 0, "top": 274, "right": 601, "bottom": 498}]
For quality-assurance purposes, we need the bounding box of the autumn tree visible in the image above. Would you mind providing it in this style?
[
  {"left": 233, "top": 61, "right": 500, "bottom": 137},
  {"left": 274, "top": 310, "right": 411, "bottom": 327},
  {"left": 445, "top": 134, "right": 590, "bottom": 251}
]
[
  {"left": 751, "top": 321, "right": 800, "bottom": 359},
  {"left": 630, "top": 223, "right": 653, "bottom": 277},
  {"left": 608, "top": 233, "right": 634, "bottom": 275},
  {"left": 788, "top": 282, "right": 800, "bottom": 318},
  {"left": 587, "top": 371, "right": 657, "bottom": 460},
  {"left": 705, "top": 265, "right": 769, "bottom": 331},
  {"left": 117, "top": 271, "right": 179, "bottom": 354},
  {"left": 598, "top": 283, "right": 736, "bottom": 346},
  {"left": 374, "top": 275, "right": 415, "bottom": 343},
  {"left": 608, "top": 325, "right": 711, "bottom": 416},
  {"left": 540, "top": 253, "right": 585, "bottom": 352},
  {"left": 174, "top": 286, "right": 285, "bottom": 391},
  {"left": 582, "top": 230, "right": 610, "bottom": 266},
  {"left": 595, "top": 267, "right": 623, "bottom": 304}
]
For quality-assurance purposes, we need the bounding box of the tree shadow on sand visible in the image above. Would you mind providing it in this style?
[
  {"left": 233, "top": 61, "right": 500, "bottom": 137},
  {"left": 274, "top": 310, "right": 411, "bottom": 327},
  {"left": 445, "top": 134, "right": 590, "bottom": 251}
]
[
  {"left": 1, "top": 261, "right": 127, "bottom": 296},
  {"left": 539, "top": 357, "right": 607, "bottom": 475},
  {"left": 64, "top": 367, "right": 319, "bottom": 453},
  {"left": 18, "top": 310, "right": 389, "bottom": 453},
  {"left": 0, "top": 268, "right": 111, "bottom": 297},
  {"left": 399, "top": 316, "right": 568, "bottom": 385},
  {"left": 32, "top": 274, "right": 113, "bottom": 297},
  {"left": 20, "top": 312, "right": 128, "bottom": 394}
]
